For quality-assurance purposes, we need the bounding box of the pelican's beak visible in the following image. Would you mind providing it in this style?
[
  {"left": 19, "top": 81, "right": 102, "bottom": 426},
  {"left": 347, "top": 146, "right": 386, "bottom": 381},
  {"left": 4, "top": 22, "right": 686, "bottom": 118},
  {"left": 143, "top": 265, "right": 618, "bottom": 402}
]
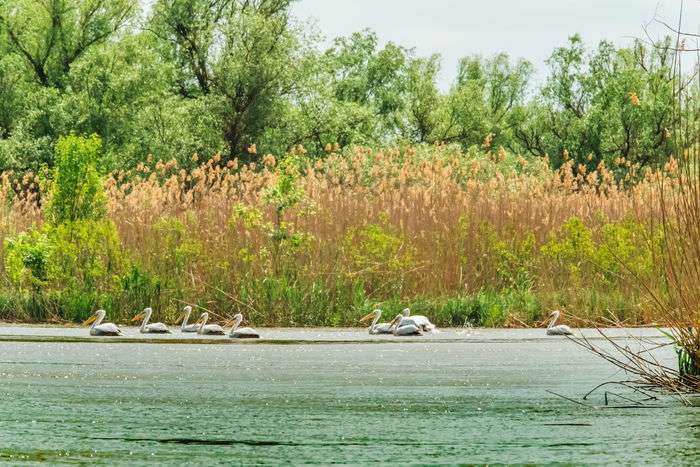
[
  {"left": 223, "top": 320, "right": 233, "bottom": 327},
  {"left": 82, "top": 315, "right": 97, "bottom": 326},
  {"left": 359, "top": 312, "right": 375, "bottom": 323},
  {"left": 175, "top": 314, "right": 184, "bottom": 325},
  {"left": 131, "top": 312, "right": 144, "bottom": 322}
]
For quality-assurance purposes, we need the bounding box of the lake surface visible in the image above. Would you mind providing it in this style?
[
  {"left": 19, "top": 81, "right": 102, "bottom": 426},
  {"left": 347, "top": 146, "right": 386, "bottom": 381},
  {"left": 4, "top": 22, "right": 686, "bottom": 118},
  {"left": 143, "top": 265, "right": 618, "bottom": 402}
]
[{"left": 0, "top": 327, "right": 698, "bottom": 465}]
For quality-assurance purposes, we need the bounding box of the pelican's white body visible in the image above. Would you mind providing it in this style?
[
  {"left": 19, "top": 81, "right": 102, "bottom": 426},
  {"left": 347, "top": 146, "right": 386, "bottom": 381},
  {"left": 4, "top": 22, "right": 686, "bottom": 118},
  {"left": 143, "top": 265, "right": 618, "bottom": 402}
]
[
  {"left": 88, "top": 310, "right": 122, "bottom": 336},
  {"left": 198, "top": 312, "right": 225, "bottom": 335},
  {"left": 400, "top": 308, "right": 437, "bottom": 333},
  {"left": 229, "top": 314, "right": 260, "bottom": 339},
  {"left": 137, "top": 307, "right": 171, "bottom": 334},
  {"left": 181, "top": 306, "right": 199, "bottom": 333},
  {"left": 392, "top": 313, "right": 423, "bottom": 336},
  {"left": 363, "top": 309, "right": 396, "bottom": 335},
  {"left": 546, "top": 310, "right": 573, "bottom": 336}
]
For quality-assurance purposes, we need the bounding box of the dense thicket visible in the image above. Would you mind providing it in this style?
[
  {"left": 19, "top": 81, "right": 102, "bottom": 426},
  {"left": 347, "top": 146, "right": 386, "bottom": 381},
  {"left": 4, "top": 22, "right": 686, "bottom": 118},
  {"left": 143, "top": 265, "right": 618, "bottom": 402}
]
[{"left": 0, "top": 0, "right": 690, "bottom": 171}]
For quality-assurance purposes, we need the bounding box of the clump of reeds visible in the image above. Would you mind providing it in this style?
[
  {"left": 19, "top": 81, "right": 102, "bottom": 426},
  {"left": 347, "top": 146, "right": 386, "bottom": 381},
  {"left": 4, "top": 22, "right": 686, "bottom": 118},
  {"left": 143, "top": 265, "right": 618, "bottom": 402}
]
[
  {"left": 569, "top": 37, "right": 700, "bottom": 399},
  {"left": 0, "top": 144, "right": 685, "bottom": 326}
]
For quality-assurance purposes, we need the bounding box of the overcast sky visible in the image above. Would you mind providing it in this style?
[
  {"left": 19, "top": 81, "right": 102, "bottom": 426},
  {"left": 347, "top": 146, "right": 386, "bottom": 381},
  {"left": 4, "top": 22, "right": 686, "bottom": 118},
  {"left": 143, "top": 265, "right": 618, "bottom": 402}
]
[{"left": 292, "top": 0, "right": 699, "bottom": 89}]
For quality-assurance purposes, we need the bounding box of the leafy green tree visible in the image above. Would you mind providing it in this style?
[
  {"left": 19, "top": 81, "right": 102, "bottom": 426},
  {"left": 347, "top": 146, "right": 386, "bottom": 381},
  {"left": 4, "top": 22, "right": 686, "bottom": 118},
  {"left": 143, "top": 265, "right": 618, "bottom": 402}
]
[
  {"left": 0, "top": 0, "right": 136, "bottom": 89},
  {"left": 149, "top": 0, "right": 307, "bottom": 158},
  {"left": 4, "top": 134, "right": 123, "bottom": 304},
  {"left": 436, "top": 53, "right": 533, "bottom": 151},
  {"left": 65, "top": 33, "right": 224, "bottom": 168},
  {"left": 274, "top": 30, "right": 419, "bottom": 154},
  {"left": 0, "top": 0, "right": 138, "bottom": 169},
  {"left": 515, "top": 35, "right": 677, "bottom": 169},
  {"left": 398, "top": 54, "right": 442, "bottom": 144}
]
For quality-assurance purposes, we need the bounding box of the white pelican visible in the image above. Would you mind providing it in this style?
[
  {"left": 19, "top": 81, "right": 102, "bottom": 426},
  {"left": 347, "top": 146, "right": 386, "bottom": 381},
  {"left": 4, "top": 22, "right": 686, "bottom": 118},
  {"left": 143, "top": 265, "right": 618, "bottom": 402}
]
[
  {"left": 401, "top": 308, "right": 437, "bottom": 333},
  {"left": 132, "top": 307, "right": 171, "bottom": 334},
  {"left": 546, "top": 310, "right": 573, "bottom": 336},
  {"left": 197, "top": 312, "right": 225, "bottom": 335},
  {"left": 180, "top": 305, "right": 200, "bottom": 333},
  {"left": 83, "top": 310, "right": 122, "bottom": 336},
  {"left": 359, "top": 309, "right": 397, "bottom": 334},
  {"left": 392, "top": 314, "right": 423, "bottom": 336},
  {"left": 228, "top": 313, "right": 260, "bottom": 339}
]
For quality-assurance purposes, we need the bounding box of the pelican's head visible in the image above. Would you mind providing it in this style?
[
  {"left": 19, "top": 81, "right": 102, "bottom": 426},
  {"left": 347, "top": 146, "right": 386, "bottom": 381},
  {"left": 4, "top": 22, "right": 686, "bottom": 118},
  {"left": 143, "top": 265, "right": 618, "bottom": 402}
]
[
  {"left": 233, "top": 313, "right": 243, "bottom": 321},
  {"left": 83, "top": 309, "right": 106, "bottom": 326},
  {"left": 402, "top": 308, "right": 410, "bottom": 317},
  {"left": 390, "top": 314, "right": 404, "bottom": 328},
  {"left": 82, "top": 310, "right": 100, "bottom": 326},
  {"left": 359, "top": 309, "right": 381, "bottom": 323},
  {"left": 176, "top": 305, "right": 192, "bottom": 324},
  {"left": 83, "top": 315, "right": 96, "bottom": 326},
  {"left": 549, "top": 310, "right": 561, "bottom": 318}
]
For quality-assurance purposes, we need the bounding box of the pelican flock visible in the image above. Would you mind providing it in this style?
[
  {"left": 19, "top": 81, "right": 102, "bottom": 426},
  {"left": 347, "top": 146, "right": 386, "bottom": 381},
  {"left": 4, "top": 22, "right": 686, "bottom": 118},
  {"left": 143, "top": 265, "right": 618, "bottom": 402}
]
[
  {"left": 81, "top": 305, "right": 575, "bottom": 338},
  {"left": 359, "top": 308, "right": 438, "bottom": 336}
]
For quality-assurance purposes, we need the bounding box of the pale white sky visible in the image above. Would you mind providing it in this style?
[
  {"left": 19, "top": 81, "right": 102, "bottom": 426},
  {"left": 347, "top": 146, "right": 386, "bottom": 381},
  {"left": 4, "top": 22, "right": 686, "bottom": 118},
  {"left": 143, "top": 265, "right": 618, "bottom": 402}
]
[{"left": 292, "top": 0, "right": 699, "bottom": 88}]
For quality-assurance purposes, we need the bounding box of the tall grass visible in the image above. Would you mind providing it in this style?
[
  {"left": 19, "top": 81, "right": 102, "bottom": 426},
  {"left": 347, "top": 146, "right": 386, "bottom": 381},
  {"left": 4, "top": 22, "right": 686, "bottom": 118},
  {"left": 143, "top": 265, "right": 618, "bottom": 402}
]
[{"left": 0, "top": 144, "right": 676, "bottom": 326}]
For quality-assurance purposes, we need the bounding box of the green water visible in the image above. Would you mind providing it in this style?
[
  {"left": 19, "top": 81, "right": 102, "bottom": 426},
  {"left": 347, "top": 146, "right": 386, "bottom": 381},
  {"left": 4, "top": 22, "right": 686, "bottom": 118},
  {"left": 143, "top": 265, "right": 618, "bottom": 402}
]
[{"left": 0, "top": 335, "right": 698, "bottom": 465}]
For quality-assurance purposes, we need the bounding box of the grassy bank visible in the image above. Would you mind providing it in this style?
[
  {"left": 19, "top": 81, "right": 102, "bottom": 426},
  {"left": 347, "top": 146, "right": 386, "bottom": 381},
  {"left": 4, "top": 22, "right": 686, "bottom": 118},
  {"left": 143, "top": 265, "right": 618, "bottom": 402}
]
[{"left": 0, "top": 142, "right": 672, "bottom": 327}]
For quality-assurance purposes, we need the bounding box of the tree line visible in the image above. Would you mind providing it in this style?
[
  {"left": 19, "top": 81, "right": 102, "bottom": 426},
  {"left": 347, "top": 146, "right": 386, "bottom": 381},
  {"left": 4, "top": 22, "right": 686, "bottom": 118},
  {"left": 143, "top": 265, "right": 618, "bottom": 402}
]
[{"left": 0, "top": 0, "right": 690, "bottom": 172}]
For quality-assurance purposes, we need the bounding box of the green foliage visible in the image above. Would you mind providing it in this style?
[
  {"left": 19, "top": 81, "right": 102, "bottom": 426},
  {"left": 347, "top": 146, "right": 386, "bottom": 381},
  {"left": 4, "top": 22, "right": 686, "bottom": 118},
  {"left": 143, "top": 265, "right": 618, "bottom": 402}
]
[
  {"left": 678, "top": 346, "right": 700, "bottom": 379},
  {"left": 491, "top": 231, "right": 536, "bottom": 291},
  {"left": 4, "top": 219, "right": 121, "bottom": 293},
  {"left": 541, "top": 217, "right": 594, "bottom": 282},
  {"left": 0, "top": 1, "right": 691, "bottom": 172},
  {"left": 343, "top": 220, "right": 415, "bottom": 296},
  {"left": 3, "top": 133, "right": 125, "bottom": 322},
  {"left": 117, "top": 264, "right": 162, "bottom": 315},
  {"left": 4, "top": 229, "right": 53, "bottom": 290},
  {"left": 0, "top": 0, "right": 136, "bottom": 89},
  {"left": 153, "top": 216, "right": 203, "bottom": 274},
  {"left": 264, "top": 155, "right": 305, "bottom": 215},
  {"left": 47, "top": 134, "right": 106, "bottom": 224},
  {"left": 518, "top": 35, "right": 676, "bottom": 168},
  {"left": 541, "top": 216, "right": 655, "bottom": 287},
  {"left": 438, "top": 53, "right": 533, "bottom": 151},
  {"left": 49, "top": 219, "right": 122, "bottom": 290}
]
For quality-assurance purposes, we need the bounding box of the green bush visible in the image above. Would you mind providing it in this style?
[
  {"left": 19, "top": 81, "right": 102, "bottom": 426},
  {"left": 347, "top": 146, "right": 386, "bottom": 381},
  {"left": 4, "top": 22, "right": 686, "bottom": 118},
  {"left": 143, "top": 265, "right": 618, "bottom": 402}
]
[
  {"left": 46, "top": 134, "right": 106, "bottom": 225},
  {"left": 4, "top": 229, "right": 54, "bottom": 291}
]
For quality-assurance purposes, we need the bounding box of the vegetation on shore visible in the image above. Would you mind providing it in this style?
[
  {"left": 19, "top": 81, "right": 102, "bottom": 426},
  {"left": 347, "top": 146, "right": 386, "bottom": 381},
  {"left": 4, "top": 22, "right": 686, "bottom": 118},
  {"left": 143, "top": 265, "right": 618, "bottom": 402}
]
[{"left": 0, "top": 134, "right": 679, "bottom": 328}]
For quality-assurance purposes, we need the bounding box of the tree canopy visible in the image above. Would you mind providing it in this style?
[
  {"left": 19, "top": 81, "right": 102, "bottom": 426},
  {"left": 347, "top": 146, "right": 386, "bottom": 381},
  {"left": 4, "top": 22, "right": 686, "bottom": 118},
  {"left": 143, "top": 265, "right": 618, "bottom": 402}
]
[{"left": 0, "top": 1, "right": 690, "bottom": 172}]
